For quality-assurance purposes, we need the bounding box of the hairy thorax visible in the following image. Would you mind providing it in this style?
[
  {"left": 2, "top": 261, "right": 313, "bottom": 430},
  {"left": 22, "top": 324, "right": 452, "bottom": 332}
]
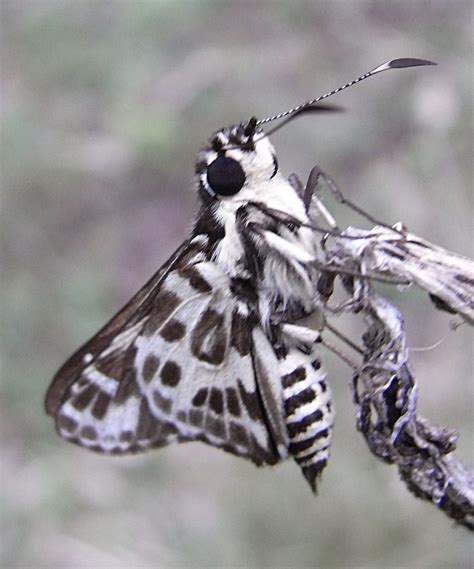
[{"left": 212, "top": 175, "right": 319, "bottom": 327}]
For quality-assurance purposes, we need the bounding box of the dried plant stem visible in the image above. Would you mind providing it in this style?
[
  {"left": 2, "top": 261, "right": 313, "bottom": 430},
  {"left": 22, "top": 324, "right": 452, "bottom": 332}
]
[{"left": 320, "top": 223, "right": 474, "bottom": 529}]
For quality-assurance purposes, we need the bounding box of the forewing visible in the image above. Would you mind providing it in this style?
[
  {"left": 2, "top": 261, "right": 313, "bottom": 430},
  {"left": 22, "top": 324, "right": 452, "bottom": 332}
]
[
  {"left": 45, "top": 238, "right": 199, "bottom": 417},
  {"left": 46, "top": 244, "right": 288, "bottom": 466}
]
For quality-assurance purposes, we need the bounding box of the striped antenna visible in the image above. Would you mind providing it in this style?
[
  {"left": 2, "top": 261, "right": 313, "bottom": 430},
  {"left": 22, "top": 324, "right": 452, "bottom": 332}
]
[{"left": 255, "top": 58, "right": 436, "bottom": 126}]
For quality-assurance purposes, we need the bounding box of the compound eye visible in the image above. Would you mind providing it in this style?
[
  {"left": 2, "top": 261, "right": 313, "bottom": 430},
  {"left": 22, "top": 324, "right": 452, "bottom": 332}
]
[{"left": 207, "top": 154, "right": 245, "bottom": 196}]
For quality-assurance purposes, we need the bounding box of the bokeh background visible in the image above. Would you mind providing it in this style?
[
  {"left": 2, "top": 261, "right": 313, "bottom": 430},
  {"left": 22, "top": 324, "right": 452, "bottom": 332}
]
[{"left": 2, "top": 1, "right": 472, "bottom": 567}]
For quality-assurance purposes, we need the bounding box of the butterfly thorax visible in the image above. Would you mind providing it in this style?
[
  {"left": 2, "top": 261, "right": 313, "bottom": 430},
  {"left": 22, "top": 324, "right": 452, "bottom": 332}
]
[{"left": 194, "top": 124, "right": 319, "bottom": 329}]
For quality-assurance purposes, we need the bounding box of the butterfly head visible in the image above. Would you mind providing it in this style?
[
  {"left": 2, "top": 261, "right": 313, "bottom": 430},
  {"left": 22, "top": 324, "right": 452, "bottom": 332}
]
[{"left": 196, "top": 117, "right": 279, "bottom": 201}]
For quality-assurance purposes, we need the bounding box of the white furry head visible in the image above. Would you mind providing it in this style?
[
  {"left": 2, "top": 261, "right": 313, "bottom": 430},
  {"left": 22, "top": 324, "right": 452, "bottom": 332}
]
[{"left": 195, "top": 120, "right": 279, "bottom": 202}]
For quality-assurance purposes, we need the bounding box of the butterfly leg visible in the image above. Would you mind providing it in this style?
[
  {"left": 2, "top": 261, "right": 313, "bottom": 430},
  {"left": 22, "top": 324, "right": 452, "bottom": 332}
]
[
  {"left": 288, "top": 169, "right": 324, "bottom": 215},
  {"left": 288, "top": 172, "right": 304, "bottom": 199},
  {"left": 312, "top": 167, "right": 396, "bottom": 230},
  {"left": 291, "top": 166, "right": 339, "bottom": 229},
  {"left": 302, "top": 165, "right": 322, "bottom": 211}
]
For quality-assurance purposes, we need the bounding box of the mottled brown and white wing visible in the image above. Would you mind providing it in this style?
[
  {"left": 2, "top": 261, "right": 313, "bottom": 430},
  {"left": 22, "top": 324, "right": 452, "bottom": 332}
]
[
  {"left": 46, "top": 237, "right": 289, "bottom": 466},
  {"left": 45, "top": 238, "right": 196, "bottom": 417}
]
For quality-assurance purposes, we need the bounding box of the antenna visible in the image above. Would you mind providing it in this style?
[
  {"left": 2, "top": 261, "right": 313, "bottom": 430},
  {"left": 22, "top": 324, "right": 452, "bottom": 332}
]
[{"left": 255, "top": 58, "right": 436, "bottom": 126}]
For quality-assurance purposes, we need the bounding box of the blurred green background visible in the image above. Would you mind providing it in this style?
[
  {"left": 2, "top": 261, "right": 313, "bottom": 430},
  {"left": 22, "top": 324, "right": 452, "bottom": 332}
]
[{"left": 1, "top": 1, "right": 472, "bottom": 567}]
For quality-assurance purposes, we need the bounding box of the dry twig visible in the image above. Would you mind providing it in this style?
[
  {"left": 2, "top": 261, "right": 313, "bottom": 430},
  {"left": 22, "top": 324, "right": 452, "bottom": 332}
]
[{"left": 319, "top": 223, "right": 474, "bottom": 529}]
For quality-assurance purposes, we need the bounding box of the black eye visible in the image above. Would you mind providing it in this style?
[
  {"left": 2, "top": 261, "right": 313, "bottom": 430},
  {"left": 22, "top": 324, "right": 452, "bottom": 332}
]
[
  {"left": 207, "top": 154, "right": 245, "bottom": 196},
  {"left": 271, "top": 155, "right": 278, "bottom": 178}
]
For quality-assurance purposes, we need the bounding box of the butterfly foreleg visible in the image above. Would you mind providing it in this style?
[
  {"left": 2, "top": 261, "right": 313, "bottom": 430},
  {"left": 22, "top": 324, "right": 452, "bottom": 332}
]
[
  {"left": 287, "top": 172, "right": 305, "bottom": 199},
  {"left": 309, "top": 166, "right": 395, "bottom": 231}
]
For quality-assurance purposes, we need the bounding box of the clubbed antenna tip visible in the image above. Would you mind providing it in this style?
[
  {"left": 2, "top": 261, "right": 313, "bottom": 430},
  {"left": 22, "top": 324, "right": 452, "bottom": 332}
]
[{"left": 371, "top": 57, "right": 437, "bottom": 74}]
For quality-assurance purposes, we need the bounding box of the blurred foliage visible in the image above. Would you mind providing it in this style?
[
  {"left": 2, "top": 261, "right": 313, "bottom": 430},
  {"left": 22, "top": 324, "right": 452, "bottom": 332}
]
[{"left": 1, "top": 1, "right": 472, "bottom": 567}]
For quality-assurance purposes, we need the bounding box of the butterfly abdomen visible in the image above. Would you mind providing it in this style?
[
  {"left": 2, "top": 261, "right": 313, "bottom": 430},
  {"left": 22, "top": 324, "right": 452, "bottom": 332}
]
[{"left": 280, "top": 349, "right": 334, "bottom": 491}]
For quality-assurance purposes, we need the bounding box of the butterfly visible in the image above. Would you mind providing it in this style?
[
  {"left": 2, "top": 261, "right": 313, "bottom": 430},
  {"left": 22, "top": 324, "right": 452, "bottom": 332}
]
[{"left": 45, "top": 58, "right": 436, "bottom": 492}]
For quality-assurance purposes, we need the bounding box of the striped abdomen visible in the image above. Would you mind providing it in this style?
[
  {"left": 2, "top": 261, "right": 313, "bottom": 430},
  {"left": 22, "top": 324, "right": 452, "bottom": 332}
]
[{"left": 280, "top": 348, "right": 334, "bottom": 491}]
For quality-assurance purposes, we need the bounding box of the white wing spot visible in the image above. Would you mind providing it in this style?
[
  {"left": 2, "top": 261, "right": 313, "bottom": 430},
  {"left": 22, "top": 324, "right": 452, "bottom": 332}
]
[{"left": 83, "top": 353, "right": 93, "bottom": 364}]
